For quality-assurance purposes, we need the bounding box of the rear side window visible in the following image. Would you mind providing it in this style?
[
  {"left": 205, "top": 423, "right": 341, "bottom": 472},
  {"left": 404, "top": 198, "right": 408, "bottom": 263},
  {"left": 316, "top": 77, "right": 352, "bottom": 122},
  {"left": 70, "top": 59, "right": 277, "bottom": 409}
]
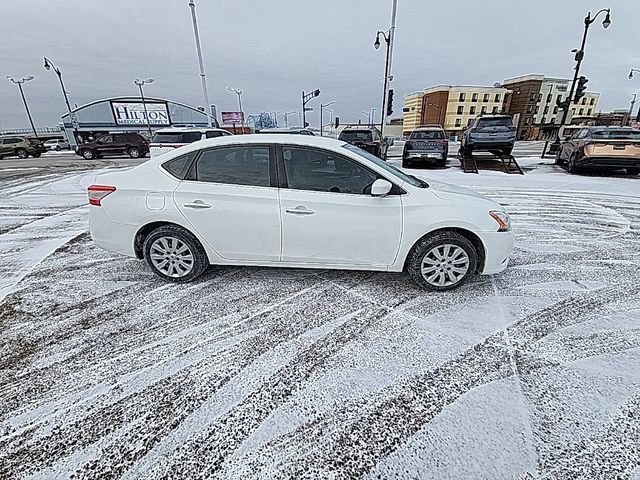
[
  {"left": 205, "top": 131, "right": 225, "bottom": 139},
  {"left": 162, "top": 152, "right": 197, "bottom": 179},
  {"left": 410, "top": 130, "right": 444, "bottom": 140},
  {"left": 152, "top": 132, "right": 202, "bottom": 144},
  {"left": 193, "top": 146, "right": 270, "bottom": 186},
  {"left": 4, "top": 138, "right": 21, "bottom": 144}
]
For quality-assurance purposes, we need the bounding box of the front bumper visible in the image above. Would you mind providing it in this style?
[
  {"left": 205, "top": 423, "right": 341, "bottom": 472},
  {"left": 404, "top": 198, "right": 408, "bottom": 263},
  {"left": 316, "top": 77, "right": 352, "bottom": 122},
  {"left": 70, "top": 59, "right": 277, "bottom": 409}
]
[
  {"left": 466, "top": 141, "right": 514, "bottom": 151},
  {"left": 476, "top": 230, "right": 514, "bottom": 275},
  {"left": 405, "top": 151, "right": 446, "bottom": 160}
]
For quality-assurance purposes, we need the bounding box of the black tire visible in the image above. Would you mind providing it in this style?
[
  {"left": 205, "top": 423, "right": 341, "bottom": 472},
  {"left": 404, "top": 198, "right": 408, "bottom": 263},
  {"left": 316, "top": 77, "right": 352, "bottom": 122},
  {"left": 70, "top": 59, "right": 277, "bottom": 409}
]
[
  {"left": 555, "top": 147, "right": 564, "bottom": 165},
  {"left": 627, "top": 167, "right": 640, "bottom": 176},
  {"left": 406, "top": 231, "right": 478, "bottom": 291},
  {"left": 143, "top": 225, "right": 209, "bottom": 283},
  {"left": 128, "top": 147, "right": 141, "bottom": 158},
  {"left": 32, "top": 152, "right": 41, "bottom": 158},
  {"left": 55, "top": 145, "right": 61, "bottom": 151},
  {"left": 16, "top": 148, "right": 28, "bottom": 159},
  {"left": 402, "top": 157, "right": 410, "bottom": 168},
  {"left": 567, "top": 153, "right": 580, "bottom": 174},
  {"left": 81, "top": 149, "right": 95, "bottom": 160}
]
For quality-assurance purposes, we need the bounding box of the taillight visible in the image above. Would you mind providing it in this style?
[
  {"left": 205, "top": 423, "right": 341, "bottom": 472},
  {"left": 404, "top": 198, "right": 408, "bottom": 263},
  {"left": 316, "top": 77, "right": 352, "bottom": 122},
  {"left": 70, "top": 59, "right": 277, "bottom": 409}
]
[{"left": 87, "top": 185, "right": 116, "bottom": 206}]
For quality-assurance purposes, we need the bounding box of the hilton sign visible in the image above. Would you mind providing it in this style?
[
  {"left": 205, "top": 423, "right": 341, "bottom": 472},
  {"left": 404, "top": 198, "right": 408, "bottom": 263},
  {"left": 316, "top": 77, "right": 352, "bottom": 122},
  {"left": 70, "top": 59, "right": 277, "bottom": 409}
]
[{"left": 111, "top": 102, "right": 170, "bottom": 126}]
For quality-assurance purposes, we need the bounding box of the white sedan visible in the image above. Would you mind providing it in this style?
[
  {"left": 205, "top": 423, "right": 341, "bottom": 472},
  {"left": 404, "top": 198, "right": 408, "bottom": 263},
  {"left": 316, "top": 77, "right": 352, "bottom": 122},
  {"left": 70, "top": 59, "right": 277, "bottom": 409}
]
[{"left": 88, "top": 135, "right": 513, "bottom": 290}]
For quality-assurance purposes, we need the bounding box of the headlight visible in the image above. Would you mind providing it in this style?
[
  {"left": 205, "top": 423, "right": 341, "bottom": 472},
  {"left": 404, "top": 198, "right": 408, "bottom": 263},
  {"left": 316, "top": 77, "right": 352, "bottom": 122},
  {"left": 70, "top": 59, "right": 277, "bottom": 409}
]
[{"left": 489, "top": 210, "right": 510, "bottom": 232}]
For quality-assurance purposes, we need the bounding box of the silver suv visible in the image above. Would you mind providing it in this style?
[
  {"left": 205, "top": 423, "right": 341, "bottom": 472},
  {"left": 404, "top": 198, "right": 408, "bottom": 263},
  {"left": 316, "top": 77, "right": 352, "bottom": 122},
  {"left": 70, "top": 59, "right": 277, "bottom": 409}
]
[{"left": 0, "top": 136, "right": 47, "bottom": 159}]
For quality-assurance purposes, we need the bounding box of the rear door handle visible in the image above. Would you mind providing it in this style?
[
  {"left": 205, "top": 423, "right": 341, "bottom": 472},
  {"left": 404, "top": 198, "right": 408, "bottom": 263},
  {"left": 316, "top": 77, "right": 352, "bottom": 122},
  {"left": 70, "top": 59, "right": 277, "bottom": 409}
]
[
  {"left": 184, "top": 200, "right": 212, "bottom": 209},
  {"left": 285, "top": 206, "right": 315, "bottom": 215}
]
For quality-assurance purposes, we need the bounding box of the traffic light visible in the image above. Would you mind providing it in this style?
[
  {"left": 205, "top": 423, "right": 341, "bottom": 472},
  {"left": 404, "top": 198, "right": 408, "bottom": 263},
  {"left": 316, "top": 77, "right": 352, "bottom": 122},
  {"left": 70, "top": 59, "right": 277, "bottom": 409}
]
[
  {"left": 334, "top": 116, "right": 340, "bottom": 129},
  {"left": 313, "top": 89, "right": 320, "bottom": 97},
  {"left": 574, "top": 76, "right": 589, "bottom": 102},
  {"left": 304, "top": 121, "right": 309, "bottom": 127},
  {"left": 387, "top": 89, "right": 394, "bottom": 116}
]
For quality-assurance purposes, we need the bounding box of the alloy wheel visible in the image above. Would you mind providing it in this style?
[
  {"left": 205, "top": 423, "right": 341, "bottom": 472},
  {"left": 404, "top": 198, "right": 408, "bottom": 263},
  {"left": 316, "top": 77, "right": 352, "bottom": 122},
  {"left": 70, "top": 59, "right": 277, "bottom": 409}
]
[
  {"left": 149, "top": 236, "right": 194, "bottom": 278},
  {"left": 420, "top": 244, "right": 470, "bottom": 287}
]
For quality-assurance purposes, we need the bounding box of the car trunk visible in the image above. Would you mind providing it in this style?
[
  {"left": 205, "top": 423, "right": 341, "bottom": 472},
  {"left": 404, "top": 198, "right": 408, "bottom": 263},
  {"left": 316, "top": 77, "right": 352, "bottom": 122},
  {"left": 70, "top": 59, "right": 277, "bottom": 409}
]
[{"left": 584, "top": 140, "right": 640, "bottom": 158}]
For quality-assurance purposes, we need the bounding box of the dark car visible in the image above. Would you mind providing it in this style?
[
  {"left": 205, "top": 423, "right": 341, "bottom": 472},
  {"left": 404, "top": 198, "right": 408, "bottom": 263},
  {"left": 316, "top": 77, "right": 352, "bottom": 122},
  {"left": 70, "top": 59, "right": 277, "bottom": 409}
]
[
  {"left": 338, "top": 126, "right": 389, "bottom": 160},
  {"left": 402, "top": 125, "right": 448, "bottom": 168},
  {"left": 556, "top": 126, "right": 640, "bottom": 175},
  {"left": 75, "top": 133, "right": 149, "bottom": 159},
  {"left": 461, "top": 114, "right": 516, "bottom": 156},
  {"left": 0, "top": 136, "right": 47, "bottom": 159}
]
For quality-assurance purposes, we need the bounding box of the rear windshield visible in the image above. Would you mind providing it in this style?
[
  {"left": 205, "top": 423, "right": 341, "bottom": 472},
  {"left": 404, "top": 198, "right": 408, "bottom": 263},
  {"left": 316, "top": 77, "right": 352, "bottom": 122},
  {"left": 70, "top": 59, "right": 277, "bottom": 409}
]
[
  {"left": 410, "top": 130, "right": 444, "bottom": 140},
  {"left": 152, "top": 132, "right": 202, "bottom": 144},
  {"left": 339, "top": 130, "right": 373, "bottom": 142},
  {"left": 591, "top": 130, "right": 640, "bottom": 140},
  {"left": 477, "top": 117, "right": 513, "bottom": 128}
]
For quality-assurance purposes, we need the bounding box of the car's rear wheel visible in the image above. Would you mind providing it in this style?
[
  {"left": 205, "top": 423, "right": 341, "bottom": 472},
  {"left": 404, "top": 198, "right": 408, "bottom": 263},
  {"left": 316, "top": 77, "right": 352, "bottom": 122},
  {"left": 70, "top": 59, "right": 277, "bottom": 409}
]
[
  {"left": 128, "top": 147, "right": 141, "bottom": 158},
  {"left": 555, "top": 147, "right": 564, "bottom": 165},
  {"left": 402, "top": 157, "right": 410, "bottom": 168},
  {"left": 55, "top": 145, "right": 61, "bottom": 151},
  {"left": 406, "top": 231, "right": 477, "bottom": 291},
  {"left": 567, "top": 153, "right": 580, "bottom": 174},
  {"left": 627, "top": 167, "right": 640, "bottom": 176},
  {"left": 82, "top": 149, "right": 95, "bottom": 159},
  {"left": 16, "top": 148, "right": 28, "bottom": 159},
  {"left": 32, "top": 152, "right": 41, "bottom": 158},
  {"left": 143, "top": 225, "right": 209, "bottom": 283}
]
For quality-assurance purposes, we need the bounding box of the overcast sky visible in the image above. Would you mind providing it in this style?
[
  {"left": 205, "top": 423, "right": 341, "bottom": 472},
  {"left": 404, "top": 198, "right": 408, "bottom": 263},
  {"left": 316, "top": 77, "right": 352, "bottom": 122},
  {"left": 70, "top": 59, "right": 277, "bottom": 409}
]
[{"left": 1, "top": 0, "right": 639, "bottom": 130}]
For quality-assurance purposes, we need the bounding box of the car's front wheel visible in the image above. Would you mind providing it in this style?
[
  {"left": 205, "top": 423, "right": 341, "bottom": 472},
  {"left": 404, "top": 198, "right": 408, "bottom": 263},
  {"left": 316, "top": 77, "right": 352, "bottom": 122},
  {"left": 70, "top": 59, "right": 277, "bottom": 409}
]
[
  {"left": 406, "top": 231, "right": 477, "bottom": 291},
  {"left": 82, "top": 149, "right": 95, "bottom": 159},
  {"left": 16, "top": 148, "right": 28, "bottom": 159},
  {"left": 143, "top": 225, "right": 209, "bottom": 283}
]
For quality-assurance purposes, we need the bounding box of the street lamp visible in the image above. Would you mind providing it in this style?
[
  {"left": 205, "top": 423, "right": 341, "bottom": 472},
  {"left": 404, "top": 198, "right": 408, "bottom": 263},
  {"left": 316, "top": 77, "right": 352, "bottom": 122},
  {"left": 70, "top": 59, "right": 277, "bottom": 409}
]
[
  {"left": 629, "top": 69, "right": 640, "bottom": 122},
  {"left": 188, "top": 0, "right": 212, "bottom": 127},
  {"left": 43, "top": 56, "right": 79, "bottom": 144},
  {"left": 226, "top": 86, "right": 244, "bottom": 129},
  {"left": 302, "top": 89, "right": 321, "bottom": 128},
  {"left": 556, "top": 8, "right": 611, "bottom": 140},
  {"left": 6, "top": 75, "right": 37, "bottom": 137},
  {"left": 373, "top": 0, "right": 398, "bottom": 136},
  {"left": 320, "top": 101, "right": 336, "bottom": 137},
  {"left": 133, "top": 78, "right": 155, "bottom": 138},
  {"left": 361, "top": 111, "right": 372, "bottom": 124}
]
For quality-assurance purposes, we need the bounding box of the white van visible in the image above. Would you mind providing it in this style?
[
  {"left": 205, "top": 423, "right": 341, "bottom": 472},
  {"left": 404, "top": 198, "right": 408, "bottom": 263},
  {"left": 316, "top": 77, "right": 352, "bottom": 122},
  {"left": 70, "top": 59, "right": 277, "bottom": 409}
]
[{"left": 150, "top": 127, "right": 231, "bottom": 157}]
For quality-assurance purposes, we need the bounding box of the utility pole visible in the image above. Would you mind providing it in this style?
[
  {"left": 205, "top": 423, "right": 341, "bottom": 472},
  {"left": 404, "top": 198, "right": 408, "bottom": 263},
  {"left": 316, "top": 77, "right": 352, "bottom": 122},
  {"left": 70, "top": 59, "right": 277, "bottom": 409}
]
[
  {"left": 374, "top": 0, "right": 398, "bottom": 136},
  {"left": 188, "top": 0, "right": 213, "bottom": 127}
]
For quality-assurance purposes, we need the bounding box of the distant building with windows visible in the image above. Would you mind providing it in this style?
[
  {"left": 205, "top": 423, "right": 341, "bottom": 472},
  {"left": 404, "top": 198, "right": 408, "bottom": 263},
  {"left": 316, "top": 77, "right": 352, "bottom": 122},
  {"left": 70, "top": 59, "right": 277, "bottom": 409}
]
[
  {"left": 402, "top": 85, "right": 511, "bottom": 138},
  {"left": 502, "top": 74, "right": 600, "bottom": 140}
]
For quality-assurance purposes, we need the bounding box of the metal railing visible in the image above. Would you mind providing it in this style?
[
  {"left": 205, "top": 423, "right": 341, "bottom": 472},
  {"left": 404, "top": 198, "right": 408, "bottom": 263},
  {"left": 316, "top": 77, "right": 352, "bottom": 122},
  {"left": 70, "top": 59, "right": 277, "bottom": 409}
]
[{"left": 0, "top": 126, "right": 63, "bottom": 136}]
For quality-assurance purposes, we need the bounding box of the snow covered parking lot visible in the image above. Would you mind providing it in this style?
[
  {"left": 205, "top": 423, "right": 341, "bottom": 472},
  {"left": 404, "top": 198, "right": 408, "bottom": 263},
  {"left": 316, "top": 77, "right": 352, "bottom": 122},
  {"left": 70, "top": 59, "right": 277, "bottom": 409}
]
[{"left": 1, "top": 154, "right": 639, "bottom": 479}]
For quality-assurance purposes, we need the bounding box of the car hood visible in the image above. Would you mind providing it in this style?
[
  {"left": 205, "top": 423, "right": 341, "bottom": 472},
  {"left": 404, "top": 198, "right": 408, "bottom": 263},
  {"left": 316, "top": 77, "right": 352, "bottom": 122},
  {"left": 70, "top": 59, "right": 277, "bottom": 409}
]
[{"left": 427, "top": 180, "right": 494, "bottom": 203}]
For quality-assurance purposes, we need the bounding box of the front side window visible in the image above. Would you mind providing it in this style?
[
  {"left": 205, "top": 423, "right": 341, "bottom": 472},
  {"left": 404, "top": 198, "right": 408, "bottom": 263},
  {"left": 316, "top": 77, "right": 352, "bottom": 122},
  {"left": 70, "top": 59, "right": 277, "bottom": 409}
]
[
  {"left": 282, "top": 146, "right": 377, "bottom": 194},
  {"left": 193, "top": 145, "right": 270, "bottom": 186},
  {"left": 98, "top": 135, "right": 113, "bottom": 143}
]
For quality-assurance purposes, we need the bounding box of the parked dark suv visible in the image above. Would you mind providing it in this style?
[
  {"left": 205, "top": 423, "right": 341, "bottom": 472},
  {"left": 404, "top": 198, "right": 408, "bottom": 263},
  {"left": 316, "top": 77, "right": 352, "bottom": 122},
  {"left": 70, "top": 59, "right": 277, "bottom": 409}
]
[
  {"left": 338, "top": 126, "right": 389, "bottom": 160},
  {"left": 461, "top": 114, "right": 516, "bottom": 156},
  {"left": 0, "top": 136, "right": 47, "bottom": 159},
  {"left": 75, "top": 133, "right": 149, "bottom": 159},
  {"left": 402, "top": 125, "right": 448, "bottom": 168}
]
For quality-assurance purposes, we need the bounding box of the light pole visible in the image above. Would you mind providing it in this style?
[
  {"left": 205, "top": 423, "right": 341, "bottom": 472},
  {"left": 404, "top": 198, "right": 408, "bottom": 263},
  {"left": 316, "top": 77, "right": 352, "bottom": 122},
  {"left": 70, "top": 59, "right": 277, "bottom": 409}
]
[
  {"left": 134, "top": 78, "right": 155, "bottom": 138},
  {"left": 556, "top": 8, "right": 611, "bottom": 140},
  {"left": 188, "top": 0, "right": 213, "bottom": 127},
  {"left": 628, "top": 69, "right": 640, "bottom": 122},
  {"left": 6, "top": 75, "right": 37, "bottom": 137},
  {"left": 226, "top": 86, "right": 244, "bottom": 129},
  {"left": 374, "top": 0, "right": 398, "bottom": 135},
  {"left": 302, "top": 89, "right": 321, "bottom": 128},
  {"left": 320, "top": 101, "right": 336, "bottom": 137},
  {"left": 361, "top": 111, "right": 372, "bottom": 124},
  {"left": 43, "top": 56, "right": 78, "bottom": 143}
]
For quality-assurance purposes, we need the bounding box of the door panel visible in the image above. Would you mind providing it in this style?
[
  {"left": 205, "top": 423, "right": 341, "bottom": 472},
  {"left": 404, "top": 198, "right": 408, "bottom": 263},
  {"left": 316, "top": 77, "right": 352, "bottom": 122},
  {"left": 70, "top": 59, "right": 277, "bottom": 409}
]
[
  {"left": 173, "top": 144, "right": 280, "bottom": 262},
  {"left": 280, "top": 190, "right": 402, "bottom": 266}
]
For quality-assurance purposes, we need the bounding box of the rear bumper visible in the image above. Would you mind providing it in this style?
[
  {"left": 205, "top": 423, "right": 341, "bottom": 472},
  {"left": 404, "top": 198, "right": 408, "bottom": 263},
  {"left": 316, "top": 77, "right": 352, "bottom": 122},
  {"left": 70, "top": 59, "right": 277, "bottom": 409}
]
[
  {"left": 466, "top": 141, "right": 514, "bottom": 150},
  {"left": 89, "top": 206, "right": 137, "bottom": 257},
  {"left": 477, "top": 230, "right": 514, "bottom": 275},
  {"left": 404, "top": 150, "right": 446, "bottom": 160},
  {"left": 578, "top": 156, "right": 640, "bottom": 168}
]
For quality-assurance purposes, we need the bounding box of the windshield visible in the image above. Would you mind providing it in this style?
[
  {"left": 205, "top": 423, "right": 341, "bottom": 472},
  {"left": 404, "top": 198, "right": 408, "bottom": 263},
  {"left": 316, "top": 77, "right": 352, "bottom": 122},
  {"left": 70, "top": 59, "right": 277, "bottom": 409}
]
[
  {"left": 342, "top": 143, "right": 427, "bottom": 188},
  {"left": 591, "top": 129, "right": 640, "bottom": 140},
  {"left": 410, "top": 130, "right": 444, "bottom": 140},
  {"left": 339, "top": 130, "right": 373, "bottom": 142},
  {"left": 477, "top": 117, "right": 513, "bottom": 128}
]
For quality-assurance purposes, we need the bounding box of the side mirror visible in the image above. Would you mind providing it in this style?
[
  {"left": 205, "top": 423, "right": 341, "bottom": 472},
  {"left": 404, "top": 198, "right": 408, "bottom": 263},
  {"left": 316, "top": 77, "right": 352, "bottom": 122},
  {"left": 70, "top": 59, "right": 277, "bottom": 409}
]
[
  {"left": 384, "top": 136, "right": 395, "bottom": 146},
  {"left": 371, "top": 178, "right": 392, "bottom": 197}
]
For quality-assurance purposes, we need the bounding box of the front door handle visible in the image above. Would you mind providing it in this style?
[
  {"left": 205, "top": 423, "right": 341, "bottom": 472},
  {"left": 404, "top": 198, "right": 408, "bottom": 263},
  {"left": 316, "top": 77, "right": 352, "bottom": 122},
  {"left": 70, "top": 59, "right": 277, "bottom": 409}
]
[
  {"left": 184, "top": 200, "right": 212, "bottom": 209},
  {"left": 285, "top": 206, "right": 315, "bottom": 215}
]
